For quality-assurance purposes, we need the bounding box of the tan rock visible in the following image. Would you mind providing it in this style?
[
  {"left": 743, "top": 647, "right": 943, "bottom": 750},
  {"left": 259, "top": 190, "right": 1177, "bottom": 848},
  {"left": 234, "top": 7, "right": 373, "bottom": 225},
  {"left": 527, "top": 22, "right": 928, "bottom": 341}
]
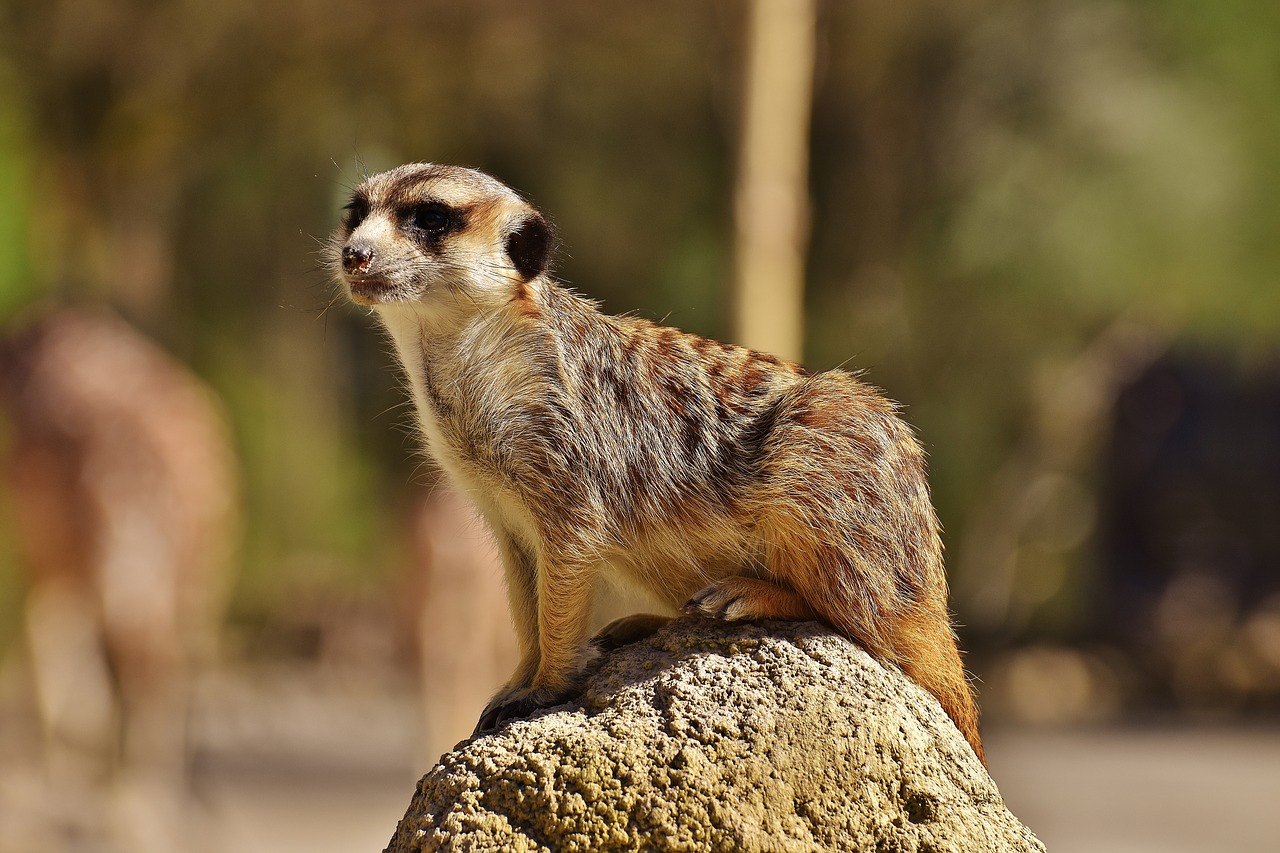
[{"left": 387, "top": 618, "right": 1044, "bottom": 852}]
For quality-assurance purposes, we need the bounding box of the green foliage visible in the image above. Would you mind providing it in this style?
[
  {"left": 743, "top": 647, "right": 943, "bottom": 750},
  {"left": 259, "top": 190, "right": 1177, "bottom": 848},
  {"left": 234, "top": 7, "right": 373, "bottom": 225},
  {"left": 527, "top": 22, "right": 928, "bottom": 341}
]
[
  {"left": 0, "top": 0, "right": 1277, "bottom": 646},
  {"left": 0, "top": 59, "right": 34, "bottom": 320}
]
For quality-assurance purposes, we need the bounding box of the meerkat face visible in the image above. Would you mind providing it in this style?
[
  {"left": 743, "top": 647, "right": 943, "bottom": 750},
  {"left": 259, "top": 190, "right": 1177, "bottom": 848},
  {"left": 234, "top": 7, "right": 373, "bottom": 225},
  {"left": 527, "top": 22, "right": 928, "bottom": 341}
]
[{"left": 331, "top": 163, "right": 554, "bottom": 307}]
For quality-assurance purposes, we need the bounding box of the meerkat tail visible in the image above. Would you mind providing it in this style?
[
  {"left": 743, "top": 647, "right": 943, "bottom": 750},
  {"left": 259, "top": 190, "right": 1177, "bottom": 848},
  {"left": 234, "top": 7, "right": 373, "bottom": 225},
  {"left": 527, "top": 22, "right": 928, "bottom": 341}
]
[
  {"left": 803, "top": 574, "right": 986, "bottom": 764},
  {"left": 888, "top": 608, "right": 985, "bottom": 766},
  {"left": 773, "top": 538, "right": 985, "bottom": 764}
]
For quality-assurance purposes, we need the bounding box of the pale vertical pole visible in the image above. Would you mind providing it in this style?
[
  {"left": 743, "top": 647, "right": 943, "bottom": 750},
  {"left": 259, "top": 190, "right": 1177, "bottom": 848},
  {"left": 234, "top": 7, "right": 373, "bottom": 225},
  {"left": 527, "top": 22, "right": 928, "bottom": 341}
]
[{"left": 731, "top": 0, "right": 817, "bottom": 363}]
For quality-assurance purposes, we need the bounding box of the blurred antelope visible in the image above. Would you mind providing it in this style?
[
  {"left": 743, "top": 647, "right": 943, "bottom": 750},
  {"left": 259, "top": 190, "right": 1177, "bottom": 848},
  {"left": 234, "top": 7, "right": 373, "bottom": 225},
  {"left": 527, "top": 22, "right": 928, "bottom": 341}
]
[{"left": 0, "top": 308, "right": 238, "bottom": 786}]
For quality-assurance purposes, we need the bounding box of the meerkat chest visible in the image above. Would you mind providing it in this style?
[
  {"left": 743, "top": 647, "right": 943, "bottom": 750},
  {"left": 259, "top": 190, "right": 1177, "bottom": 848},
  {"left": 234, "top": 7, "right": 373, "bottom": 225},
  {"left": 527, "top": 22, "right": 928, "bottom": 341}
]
[{"left": 378, "top": 306, "right": 552, "bottom": 482}]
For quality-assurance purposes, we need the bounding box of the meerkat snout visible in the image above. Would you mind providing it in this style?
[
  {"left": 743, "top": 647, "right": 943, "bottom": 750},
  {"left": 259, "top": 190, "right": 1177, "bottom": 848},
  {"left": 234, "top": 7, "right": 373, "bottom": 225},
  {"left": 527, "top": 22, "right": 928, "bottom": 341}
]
[{"left": 341, "top": 243, "right": 374, "bottom": 274}]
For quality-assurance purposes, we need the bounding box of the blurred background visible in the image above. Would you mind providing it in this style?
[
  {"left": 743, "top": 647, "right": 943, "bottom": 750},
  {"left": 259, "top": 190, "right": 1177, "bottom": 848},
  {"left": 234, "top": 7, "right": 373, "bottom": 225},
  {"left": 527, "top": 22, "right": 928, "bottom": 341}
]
[{"left": 0, "top": 0, "right": 1277, "bottom": 851}]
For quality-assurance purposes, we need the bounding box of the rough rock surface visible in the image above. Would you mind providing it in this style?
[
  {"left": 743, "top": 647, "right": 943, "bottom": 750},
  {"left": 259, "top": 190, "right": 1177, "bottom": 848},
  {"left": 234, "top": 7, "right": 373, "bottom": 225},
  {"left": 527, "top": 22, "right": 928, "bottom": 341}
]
[{"left": 386, "top": 618, "right": 1044, "bottom": 852}]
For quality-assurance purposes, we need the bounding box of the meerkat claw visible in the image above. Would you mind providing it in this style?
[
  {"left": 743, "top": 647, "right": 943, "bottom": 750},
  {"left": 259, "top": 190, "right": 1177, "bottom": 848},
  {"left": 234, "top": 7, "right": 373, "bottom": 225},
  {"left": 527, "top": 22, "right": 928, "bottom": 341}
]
[
  {"left": 473, "top": 684, "right": 580, "bottom": 736},
  {"left": 474, "top": 695, "right": 539, "bottom": 735},
  {"left": 474, "top": 690, "right": 540, "bottom": 735},
  {"left": 684, "top": 584, "right": 739, "bottom": 620}
]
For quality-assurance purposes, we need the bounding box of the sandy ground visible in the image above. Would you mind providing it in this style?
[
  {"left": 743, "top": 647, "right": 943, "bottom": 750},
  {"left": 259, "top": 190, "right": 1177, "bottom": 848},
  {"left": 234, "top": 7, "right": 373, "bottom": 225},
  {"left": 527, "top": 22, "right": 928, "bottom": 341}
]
[
  {"left": 2, "top": 661, "right": 1278, "bottom": 852},
  {"left": 987, "top": 724, "right": 1280, "bottom": 853}
]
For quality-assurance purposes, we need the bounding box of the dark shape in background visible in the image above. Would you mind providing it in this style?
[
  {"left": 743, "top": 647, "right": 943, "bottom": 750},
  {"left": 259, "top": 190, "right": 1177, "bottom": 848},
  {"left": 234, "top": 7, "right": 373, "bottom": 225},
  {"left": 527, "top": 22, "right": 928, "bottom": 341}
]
[
  {"left": 1100, "top": 353, "right": 1280, "bottom": 712},
  {"left": 0, "top": 1, "right": 1278, "bottom": 850}
]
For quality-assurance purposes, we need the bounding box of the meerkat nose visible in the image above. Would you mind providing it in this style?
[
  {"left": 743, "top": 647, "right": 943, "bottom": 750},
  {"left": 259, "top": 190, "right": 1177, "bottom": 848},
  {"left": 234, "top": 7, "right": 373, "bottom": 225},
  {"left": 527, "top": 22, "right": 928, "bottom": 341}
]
[{"left": 342, "top": 243, "right": 375, "bottom": 274}]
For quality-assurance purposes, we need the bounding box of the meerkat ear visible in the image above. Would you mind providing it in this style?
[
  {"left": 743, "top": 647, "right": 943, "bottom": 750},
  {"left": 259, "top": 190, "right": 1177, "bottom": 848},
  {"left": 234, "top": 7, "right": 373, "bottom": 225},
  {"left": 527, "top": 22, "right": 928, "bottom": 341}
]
[{"left": 504, "top": 213, "right": 553, "bottom": 281}]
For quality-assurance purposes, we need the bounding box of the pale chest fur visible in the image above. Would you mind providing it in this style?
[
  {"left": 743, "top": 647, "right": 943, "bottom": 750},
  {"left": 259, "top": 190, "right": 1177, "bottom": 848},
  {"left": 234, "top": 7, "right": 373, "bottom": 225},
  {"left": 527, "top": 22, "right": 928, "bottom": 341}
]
[
  {"left": 375, "top": 304, "right": 548, "bottom": 546},
  {"left": 375, "top": 296, "right": 788, "bottom": 605}
]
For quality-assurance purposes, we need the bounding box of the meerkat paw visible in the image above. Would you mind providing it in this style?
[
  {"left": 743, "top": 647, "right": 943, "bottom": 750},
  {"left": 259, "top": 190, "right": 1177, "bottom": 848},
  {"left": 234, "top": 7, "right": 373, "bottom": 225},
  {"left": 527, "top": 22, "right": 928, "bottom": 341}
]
[
  {"left": 474, "top": 686, "right": 558, "bottom": 735},
  {"left": 590, "top": 613, "right": 672, "bottom": 652},
  {"left": 473, "top": 651, "right": 600, "bottom": 735},
  {"left": 684, "top": 577, "right": 818, "bottom": 622}
]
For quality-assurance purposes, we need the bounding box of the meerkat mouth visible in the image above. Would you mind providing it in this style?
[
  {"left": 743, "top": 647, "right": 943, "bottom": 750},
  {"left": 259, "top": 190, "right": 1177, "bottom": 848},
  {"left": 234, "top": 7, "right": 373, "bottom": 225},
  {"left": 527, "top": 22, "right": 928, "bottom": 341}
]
[{"left": 346, "top": 276, "right": 398, "bottom": 305}]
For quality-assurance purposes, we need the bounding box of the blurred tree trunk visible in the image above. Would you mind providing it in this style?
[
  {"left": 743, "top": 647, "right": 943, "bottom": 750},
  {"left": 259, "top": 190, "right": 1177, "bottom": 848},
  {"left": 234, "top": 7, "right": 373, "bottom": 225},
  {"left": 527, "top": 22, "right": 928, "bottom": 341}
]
[{"left": 731, "top": 0, "right": 817, "bottom": 363}]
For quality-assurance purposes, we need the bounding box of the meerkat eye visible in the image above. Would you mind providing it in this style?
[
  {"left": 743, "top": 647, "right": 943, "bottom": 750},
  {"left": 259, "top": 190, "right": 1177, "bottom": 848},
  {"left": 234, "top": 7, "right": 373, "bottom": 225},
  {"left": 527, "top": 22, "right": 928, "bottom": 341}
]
[
  {"left": 342, "top": 197, "right": 369, "bottom": 230},
  {"left": 411, "top": 202, "right": 452, "bottom": 234}
]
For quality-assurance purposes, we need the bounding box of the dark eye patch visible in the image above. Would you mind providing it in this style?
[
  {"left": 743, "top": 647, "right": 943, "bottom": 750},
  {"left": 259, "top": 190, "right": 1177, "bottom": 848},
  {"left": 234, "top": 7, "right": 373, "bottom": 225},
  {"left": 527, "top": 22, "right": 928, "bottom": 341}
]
[
  {"left": 409, "top": 202, "right": 453, "bottom": 235},
  {"left": 342, "top": 197, "right": 369, "bottom": 230}
]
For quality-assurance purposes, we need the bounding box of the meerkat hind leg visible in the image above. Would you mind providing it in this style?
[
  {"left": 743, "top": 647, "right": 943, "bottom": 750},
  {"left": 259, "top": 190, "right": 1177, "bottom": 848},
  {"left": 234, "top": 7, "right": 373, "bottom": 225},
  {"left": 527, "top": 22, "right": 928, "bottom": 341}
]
[
  {"left": 591, "top": 613, "right": 673, "bottom": 651},
  {"left": 684, "top": 576, "right": 819, "bottom": 623}
]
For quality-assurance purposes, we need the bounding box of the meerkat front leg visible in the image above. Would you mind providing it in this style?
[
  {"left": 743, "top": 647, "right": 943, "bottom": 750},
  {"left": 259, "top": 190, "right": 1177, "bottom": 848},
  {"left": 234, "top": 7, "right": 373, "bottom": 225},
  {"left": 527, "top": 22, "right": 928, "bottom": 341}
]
[
  {"left": 475, "top": 551, "right": 599, "bottom": 733},
  {"left": 472, "top": 534, "right": 541, "bottom": 730}
]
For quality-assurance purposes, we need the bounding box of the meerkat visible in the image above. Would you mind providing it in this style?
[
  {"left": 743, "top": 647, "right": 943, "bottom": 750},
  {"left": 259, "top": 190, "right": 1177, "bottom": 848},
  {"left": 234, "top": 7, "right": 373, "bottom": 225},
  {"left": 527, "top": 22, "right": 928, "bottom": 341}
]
[{"left": 329, "top": 163, "right": 984, "bottom": 764}]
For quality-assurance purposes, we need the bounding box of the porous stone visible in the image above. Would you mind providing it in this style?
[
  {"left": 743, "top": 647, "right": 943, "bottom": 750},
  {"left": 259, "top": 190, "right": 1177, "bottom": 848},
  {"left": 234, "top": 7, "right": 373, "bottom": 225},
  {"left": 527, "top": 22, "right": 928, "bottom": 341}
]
[{"left": 386, "top": 618, "right": 1044, "bottom": 852}]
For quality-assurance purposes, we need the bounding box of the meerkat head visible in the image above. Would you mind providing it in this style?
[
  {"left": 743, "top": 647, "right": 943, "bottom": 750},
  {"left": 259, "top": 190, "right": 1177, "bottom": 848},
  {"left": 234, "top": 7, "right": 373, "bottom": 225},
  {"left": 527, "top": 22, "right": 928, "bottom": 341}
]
[{"left": 331, "top": 163, "right": 554, "bottom": 308}]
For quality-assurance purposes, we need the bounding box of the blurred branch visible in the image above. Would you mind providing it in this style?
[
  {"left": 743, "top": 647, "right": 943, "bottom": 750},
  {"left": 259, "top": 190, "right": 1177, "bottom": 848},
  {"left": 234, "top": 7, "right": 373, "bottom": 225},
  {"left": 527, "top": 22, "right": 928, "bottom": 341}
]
[{"left": 731, "top": 0, "right": 816, "bottom": 362}]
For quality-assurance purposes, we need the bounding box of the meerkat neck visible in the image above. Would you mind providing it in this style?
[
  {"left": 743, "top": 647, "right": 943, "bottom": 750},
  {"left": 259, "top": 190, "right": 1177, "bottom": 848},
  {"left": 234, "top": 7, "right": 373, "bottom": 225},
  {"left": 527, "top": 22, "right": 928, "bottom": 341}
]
[
  {"left": 372, "top": 304, "right": 452, "bottom": 407},
  {"left": 372, "top": 285, "right": 541, "bottom": 410},
  {"left": 373, "top": 281, "right": 504, "bottom": 349}
]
